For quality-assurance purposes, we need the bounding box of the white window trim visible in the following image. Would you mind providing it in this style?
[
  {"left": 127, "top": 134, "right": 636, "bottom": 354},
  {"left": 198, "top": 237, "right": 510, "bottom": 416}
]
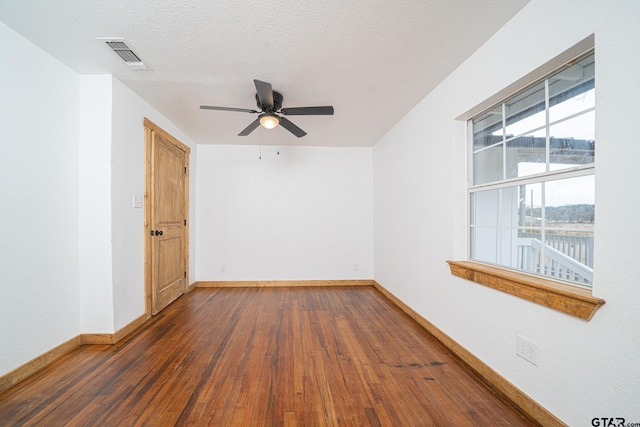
[{"left": 448, "top": 37, "right": 604, "bottom": 320}]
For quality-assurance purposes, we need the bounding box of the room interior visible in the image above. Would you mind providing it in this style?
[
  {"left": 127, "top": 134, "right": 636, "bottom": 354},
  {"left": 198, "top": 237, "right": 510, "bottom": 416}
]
[{"left": 1, "top": 1, "right": 639, "bottom": 425}]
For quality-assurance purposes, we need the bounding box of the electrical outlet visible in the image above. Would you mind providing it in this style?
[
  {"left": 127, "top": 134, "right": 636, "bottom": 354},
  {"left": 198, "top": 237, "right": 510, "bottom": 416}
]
[
  {"left": 220, "top": 264, "right": 226, "bottom": 273},
  {"left": 353, "top": 263, "right": 360, "bottom": 271},
  {"left": 516, "top": 334, "right": 538, "bottom": 366}
]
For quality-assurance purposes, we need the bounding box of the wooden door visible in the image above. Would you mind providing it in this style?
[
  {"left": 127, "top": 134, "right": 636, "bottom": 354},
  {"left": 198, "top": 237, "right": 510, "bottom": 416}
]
[{"left": 144, "top": 119, "right": 190, "bottom": 315}]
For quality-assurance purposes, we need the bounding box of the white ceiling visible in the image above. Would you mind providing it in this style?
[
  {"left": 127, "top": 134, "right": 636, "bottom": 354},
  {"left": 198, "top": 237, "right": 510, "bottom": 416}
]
[{"left": 0, "top": 0, "right": 528, "bottom": 147}]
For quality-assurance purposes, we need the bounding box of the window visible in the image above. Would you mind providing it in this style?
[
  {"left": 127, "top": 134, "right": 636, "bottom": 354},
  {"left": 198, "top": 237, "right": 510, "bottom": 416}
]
[{"left": 469, "top": 52, "right": 595, "bottom": 288}]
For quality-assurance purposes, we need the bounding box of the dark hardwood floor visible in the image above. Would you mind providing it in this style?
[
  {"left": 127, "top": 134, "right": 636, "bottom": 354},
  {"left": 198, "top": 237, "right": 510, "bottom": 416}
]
[{"left": 0, "top": 286, "right": 535, "bottom": 426}]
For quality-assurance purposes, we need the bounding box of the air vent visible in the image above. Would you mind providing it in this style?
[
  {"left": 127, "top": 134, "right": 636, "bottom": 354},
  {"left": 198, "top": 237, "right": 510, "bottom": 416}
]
[{"left": 104, "top": 40, "right": 147, "bottom": 70}]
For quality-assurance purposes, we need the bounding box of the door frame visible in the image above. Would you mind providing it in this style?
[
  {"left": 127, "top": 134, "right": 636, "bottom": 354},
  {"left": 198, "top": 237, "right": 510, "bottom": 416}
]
[{"left": 143, "top": 118, "right": 190, "bottom": 317}]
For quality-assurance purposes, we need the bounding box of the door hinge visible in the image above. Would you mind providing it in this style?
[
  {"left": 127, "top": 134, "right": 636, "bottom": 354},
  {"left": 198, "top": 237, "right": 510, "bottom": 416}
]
[
  {"left": 184, "top": 219, "right": 187, "bottom": 226},
  {"left": 184, "top": 271, "right": 187, "bottom": 278},
  {"left": 184, "top": 166, "right": 187, "bottom": 174}
]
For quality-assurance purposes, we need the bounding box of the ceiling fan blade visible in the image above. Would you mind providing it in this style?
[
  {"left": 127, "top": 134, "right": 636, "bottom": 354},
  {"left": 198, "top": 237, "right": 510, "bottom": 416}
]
[
  {"left": 280, "top": 106, "right": 334, "bottom": 116},
  {"left": 254, "top": 79, "right": 274, "bottom": 108},
  {"left": 200, "top": 105, "right": 259, "bottom": 113},
  {"left": 279, "top": 116, "right": 307, "bottom": 138},
  {"left": 238, "top": 118, "right": 261, "bottom": 136}
]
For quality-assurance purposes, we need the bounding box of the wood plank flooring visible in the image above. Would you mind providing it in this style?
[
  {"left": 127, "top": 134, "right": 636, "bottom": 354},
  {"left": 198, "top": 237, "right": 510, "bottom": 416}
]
[{"left": 0, "top": 287, "right": 535, "bottom": 426}]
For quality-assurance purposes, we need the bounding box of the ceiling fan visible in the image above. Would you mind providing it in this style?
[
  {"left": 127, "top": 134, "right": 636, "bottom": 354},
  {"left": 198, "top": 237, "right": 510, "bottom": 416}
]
[{"left": 200, "top": 79, "right": 334, "bottom": 138}]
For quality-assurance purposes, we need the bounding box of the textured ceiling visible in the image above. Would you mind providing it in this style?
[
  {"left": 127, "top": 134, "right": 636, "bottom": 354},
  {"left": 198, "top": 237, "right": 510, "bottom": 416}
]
[{"left": 0, "top": 0, "right": 528, "bottom": 147}]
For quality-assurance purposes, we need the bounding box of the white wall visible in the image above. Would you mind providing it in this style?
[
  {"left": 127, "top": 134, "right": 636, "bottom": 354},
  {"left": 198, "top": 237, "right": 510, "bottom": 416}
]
[
  {"left": 110, "top": 77, "right": 197, "bottom": 331},
  {"left": 80, "top": 75, "right": 199, "bottom": 333},
  {"left": 0, "top": 21, "right": 199, "bottom": 377},
  {"left": 373, "top": 0, "right": 640, "bottom": 424},
  {"left": 0, "top": 22, "right": 81, "bottom": 375},
  {"left": 79, "top": 75, "right": 115, "bottom": 333},
  {"left": 78, "top": 76, "right": 199, "bottom": 334},
  {"left": 197, "top": 145, "right": 373, "bottom": 281}
]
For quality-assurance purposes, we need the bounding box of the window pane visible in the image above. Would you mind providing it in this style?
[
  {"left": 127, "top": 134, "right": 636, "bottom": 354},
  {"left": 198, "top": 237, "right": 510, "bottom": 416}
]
[
  {"left": 470, "top": 190, "right": 499, "bottom": 226},
  {"left": 505, "top": 134, "right": 547, "bottom": 179},
  {"left": 544, "top": 231, "right": 594, "bottom": 286},
  {"left": 500, "top": 185, "right": 540, "bottom": 271},
  {"left": 518, "top": 183, "right": 542, "bottom": 227},
  {"left": 548, "top": 54, "right": 595, "bottom": 123},
  {"left": 516, "top": 234, "right": 542, "bottom": 275},
  {"left": 545, "top": 231, "right": 594, "bottom": 267},
  {"left": 470, "top": 227, "right": 498, "bottom": 264},
  {"left": 549, "top": 111, "right": 595, "bottom": 170},
  {"left": 549, "top": 86, "right": 594, "bottom": 124},
  {"left": 473, "top": 145, "right": 503, "bottom": 185},
  {"left": 543, "top": 175, "right": 594, "bottom": 286},
  {"left": 473, "top": 106, "right": 503, "bottom": 151},
  {"left": 544, "top": 175, "right": 595, "bottom": 228},
  {"left": 505, "top": 81, "right": 546, "bottom": 137},
  {"left": 499, "top": 186, "right": 520, "bottom": 228}
]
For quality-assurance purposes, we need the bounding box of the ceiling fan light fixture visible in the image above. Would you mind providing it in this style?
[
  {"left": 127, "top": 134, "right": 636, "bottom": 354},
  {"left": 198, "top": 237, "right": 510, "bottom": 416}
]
[{"left": 259, "top": 113, "right": 279, "bottom": 129}]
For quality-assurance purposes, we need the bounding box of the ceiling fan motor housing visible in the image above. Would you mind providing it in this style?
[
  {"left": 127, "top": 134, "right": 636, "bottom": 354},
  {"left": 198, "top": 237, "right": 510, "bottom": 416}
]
[{"left": 256, "top": 91, "right": 283, "bottom": 112}]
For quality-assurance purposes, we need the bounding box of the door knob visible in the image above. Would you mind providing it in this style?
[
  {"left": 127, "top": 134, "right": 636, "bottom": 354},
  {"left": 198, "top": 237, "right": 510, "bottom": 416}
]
[{"left": 154, "top": 230, "right": 163, "bottom": 236}]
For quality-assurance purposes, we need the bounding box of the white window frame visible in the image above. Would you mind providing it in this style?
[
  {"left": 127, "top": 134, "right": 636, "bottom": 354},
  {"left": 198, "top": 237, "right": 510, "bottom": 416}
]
[{"left": 467, "top": 51, "right": 595, "bottom": 289}]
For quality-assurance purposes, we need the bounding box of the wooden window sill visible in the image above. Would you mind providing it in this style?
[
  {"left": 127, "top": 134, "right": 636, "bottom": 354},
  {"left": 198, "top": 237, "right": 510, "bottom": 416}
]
[{"left": 446, "top": 260, "right": 605, "bottom": 320}]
